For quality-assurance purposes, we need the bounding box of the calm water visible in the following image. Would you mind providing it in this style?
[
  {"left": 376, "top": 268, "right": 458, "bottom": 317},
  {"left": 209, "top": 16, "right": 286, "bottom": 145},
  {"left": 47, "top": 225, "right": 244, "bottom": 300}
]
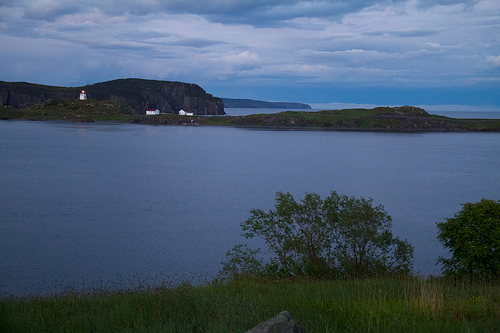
[{"left": 1, "top": 118, "right": 499, "bottom": 297}]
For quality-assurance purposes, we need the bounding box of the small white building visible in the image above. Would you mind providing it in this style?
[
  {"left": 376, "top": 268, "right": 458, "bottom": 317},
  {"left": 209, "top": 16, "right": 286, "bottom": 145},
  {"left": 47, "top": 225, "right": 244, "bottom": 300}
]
[
  {"left": 79, "top": 90, "right": 87, "bottom": 100},
  {"left": 146, "top": 109, "right": 160, "bottom": 115},
  {"left": 178, "top": 109, "right": 194, "bottom": 116}
]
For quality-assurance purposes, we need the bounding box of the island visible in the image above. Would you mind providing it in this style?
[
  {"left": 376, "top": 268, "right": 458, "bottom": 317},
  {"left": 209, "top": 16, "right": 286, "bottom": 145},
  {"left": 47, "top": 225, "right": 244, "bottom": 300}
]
[{"left": 199, "top": 106, "right": 500, "bottom": 132}]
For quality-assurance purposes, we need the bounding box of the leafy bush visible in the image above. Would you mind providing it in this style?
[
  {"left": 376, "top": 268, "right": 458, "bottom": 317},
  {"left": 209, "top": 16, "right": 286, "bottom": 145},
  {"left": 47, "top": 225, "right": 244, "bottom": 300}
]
[
  {"left": 220, "top": 191, "right": 414, "bottom": 280},
  {"left": 437, "top": 199, "right": 500, "bottom": 278}
]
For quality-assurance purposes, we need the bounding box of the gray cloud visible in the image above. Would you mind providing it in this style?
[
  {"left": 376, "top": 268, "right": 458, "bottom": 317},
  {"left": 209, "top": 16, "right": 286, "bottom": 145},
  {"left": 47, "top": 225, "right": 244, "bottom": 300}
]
[
  {"left": 4, "top": 0, "right": 477, "bottom": 27},
  {"left": 0, "top": 0, "right": 498, "bottom": 107},
  {"left": 366, "top": 28, "right": 439, "bottom": 38},
  {"left": 416, "top": 0, "right": 479, "bottom": 9},
  {"left": 169, "top": 38, "right": 228, "bottom": 49}
]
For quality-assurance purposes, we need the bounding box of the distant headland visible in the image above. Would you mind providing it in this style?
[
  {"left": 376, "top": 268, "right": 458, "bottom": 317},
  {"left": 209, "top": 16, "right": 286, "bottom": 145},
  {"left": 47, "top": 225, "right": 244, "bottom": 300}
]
[{"left": 222, "top": 98, "right": 311, "bottom": 109}]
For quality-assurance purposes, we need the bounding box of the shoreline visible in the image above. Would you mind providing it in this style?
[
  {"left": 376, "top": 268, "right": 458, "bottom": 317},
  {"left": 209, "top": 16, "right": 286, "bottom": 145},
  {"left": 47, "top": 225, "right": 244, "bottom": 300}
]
[
  {"left": 3, "top": 117, "right": 500, "bottom": 133},
  {"left": 2, "top": 105, "right": 500, "bottom": 132}
]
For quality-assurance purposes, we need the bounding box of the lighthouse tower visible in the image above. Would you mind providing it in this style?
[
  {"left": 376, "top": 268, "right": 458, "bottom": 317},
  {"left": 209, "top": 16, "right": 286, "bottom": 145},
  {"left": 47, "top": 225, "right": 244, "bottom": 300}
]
[{"left": 79, "top": 90, "right": 87, "bottom": 100}]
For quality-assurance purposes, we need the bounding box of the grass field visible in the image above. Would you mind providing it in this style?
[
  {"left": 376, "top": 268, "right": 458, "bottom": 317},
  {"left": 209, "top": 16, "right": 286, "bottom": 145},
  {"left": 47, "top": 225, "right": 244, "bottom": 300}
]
[
  {"left": 1, "top": 277, "right": 499, "bottom": 332},
  {"left": 0, "top": 100, "right": 134, "bottom": 122}
]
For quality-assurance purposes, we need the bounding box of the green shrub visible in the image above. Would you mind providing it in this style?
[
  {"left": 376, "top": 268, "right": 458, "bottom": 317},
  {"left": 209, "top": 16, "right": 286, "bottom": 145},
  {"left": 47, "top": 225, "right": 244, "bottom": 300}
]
[
  {"left": 437, "top": 199, "right": 500, "bottom": 278},
  {"left": 220, "top": 191, "right": 414, "bottom": 280}
]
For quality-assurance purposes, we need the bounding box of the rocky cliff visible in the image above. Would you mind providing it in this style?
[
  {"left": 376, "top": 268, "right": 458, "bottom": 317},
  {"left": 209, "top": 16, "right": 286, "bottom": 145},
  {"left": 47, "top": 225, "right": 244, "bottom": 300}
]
[{"left": 0, "top": 79, "right": 225, "bottom": 115}]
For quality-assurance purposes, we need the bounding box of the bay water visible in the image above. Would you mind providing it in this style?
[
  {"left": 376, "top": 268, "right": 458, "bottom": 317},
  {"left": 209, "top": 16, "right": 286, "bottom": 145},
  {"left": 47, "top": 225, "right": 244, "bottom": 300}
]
[{"left": 1, "top": 113, "right": 499, "bottom": 297}]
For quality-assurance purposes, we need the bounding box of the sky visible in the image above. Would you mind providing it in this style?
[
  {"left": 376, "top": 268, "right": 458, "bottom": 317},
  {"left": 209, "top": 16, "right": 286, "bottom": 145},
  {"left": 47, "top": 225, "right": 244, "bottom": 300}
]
[{"left": 1, "top": 0, "right": 499, "bottom": 111}]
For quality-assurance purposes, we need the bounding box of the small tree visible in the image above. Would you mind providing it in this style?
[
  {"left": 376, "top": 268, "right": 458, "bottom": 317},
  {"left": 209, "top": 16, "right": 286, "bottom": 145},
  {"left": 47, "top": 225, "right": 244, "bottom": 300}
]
[
  {"left": 220, "top": 191, "right": 414, "bottom": 279},
  {"left": 437, "top": 199, "right": 500, "bottom": 278},
  {"left": 240, "top": 192, "right": 335, "bottom": 277},
  {"left": 219, "top": 244, "right": 265, "bottom": 279},
  {"left": 329, "top": 194, "right": 414, "bottom": 277}
]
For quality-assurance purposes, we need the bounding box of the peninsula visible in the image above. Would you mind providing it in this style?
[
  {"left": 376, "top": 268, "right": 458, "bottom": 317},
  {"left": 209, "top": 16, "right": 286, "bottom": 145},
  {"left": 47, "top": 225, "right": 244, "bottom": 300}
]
[{"left": 1, "top": 80, "right": 499, "bottom": 131}]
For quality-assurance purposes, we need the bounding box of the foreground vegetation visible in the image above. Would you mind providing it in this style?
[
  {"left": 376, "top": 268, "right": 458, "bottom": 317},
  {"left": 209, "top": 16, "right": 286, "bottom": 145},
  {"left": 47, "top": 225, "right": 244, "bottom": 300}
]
[
  {"left": 1, "top": 197, "right": 498, "bottom": 332},
  {"left": 221, "top": 191, "right": 414, "bottom": 280},
  {"left": 437, "top": 199, "right": 500, "bottom": 278},
  {"left": 1, "top": 277, "right": 499, "bottom": 332}
]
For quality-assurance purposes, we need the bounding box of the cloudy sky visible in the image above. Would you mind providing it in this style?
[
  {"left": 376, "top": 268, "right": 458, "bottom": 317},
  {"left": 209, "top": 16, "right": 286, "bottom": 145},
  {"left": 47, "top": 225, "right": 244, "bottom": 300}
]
[{"left": 1, "top": 0, "right": 499, "bottom": 110}]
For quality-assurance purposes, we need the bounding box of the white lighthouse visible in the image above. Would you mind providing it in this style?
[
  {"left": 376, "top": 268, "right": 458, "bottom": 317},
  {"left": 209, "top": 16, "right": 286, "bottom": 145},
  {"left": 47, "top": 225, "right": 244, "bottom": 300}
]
[{"left": 79, "top": 90, "right": 87, "bottom": 100}]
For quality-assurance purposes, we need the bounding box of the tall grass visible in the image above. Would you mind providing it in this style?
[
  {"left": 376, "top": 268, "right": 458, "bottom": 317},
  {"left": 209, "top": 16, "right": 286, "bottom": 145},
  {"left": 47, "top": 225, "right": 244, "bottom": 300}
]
[{"left": 1, "top": 276, "right": 499, "bottom": 332}]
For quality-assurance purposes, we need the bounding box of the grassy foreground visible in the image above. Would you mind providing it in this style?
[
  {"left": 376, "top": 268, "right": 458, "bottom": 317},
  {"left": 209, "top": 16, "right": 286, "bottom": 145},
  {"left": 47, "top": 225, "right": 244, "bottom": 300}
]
[{"left": 1, "top": 277, "right": 499, "bottom": 332}]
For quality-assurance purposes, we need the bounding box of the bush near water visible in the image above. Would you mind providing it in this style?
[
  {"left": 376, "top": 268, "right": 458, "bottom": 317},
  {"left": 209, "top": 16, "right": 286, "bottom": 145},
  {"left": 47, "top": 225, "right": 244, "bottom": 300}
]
[{"left": 219, "top": 191, "right": 414, "bottom": 280}]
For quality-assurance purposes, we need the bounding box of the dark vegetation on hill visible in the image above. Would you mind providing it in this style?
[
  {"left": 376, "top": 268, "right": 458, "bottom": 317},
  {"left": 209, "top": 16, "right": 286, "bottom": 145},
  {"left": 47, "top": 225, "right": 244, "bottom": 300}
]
[
  {"left": 202, "top": 106, "right": 500, "bottom": 132},
  {"left": 0, "top": 100, "right": 135, "bottom": 122},
  {"left": 0, "top": 78, "right": 224, "bottom": 115},
  {"left": 222, "top": 97, "right": 311, "bottom": 109}
]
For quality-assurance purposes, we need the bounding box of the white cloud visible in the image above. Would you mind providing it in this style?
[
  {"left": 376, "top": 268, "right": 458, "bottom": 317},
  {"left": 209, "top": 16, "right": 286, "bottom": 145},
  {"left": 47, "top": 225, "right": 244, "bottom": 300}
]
[{"left": 486, "top": 55, "right": 500, "bottom": 68}]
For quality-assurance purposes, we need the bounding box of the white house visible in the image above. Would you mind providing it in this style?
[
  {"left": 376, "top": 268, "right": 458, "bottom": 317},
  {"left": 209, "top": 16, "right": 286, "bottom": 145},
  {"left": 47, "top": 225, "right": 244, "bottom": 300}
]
[
  {"left": 178, "top": 109, "right": 194, "bottom": 116},
  {"left": 79, "top": 90, "right": 87, "bottom": 100},
  {"left": 146, "top": 109, "right": 160, "bottom": 115}
]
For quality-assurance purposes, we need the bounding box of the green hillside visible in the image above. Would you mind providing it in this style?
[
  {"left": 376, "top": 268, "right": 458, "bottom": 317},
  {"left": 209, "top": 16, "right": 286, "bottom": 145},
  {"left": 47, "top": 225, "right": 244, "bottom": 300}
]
[{"left": 202, "top": 106, "right": 500, "bottom": 131}]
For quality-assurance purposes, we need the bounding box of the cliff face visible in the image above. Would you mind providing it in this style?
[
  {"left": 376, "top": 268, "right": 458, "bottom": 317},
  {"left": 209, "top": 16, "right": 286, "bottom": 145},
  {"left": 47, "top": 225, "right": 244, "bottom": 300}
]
[
  {"left": 0, "top": 82, "right": 79, "bottom": 109},
  {"left": 0, "top": 79, "right": 225, "bottom": 115}
]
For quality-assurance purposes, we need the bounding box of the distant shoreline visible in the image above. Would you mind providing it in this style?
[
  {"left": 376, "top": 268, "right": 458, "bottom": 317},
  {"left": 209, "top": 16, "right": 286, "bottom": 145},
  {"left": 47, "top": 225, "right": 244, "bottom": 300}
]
[
  {"left": 2, "top": 104, "right": 500, "bottom": 132},
  {"left": 222, "top": 98, "right": 311, "bottom": 109}
]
